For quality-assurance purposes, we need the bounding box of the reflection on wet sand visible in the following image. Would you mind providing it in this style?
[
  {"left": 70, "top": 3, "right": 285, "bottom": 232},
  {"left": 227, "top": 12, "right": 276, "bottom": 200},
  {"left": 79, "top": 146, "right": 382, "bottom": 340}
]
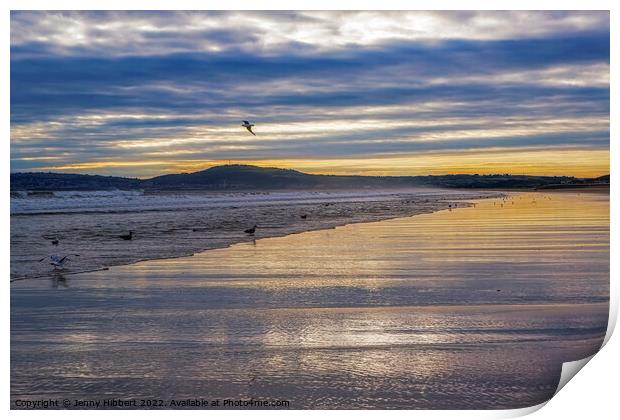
[
  {"left": 49, "top": 272, "right": 68, "bottom": 288},
  {"left": 11, "top": 192, "right": 609, "bottom": 409}
]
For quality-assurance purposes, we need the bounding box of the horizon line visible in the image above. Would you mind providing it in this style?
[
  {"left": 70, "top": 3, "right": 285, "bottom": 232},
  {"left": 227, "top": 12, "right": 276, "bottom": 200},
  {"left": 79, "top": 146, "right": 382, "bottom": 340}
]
[{"left": 9, "top": 163, "right": 610, "bottom": 180}]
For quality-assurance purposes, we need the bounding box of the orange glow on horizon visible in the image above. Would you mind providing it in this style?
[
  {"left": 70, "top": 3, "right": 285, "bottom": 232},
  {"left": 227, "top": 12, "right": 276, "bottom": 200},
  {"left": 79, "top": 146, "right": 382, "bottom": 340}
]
[{"left": 36, "top": 147, "right": 609, "bottom": 179}]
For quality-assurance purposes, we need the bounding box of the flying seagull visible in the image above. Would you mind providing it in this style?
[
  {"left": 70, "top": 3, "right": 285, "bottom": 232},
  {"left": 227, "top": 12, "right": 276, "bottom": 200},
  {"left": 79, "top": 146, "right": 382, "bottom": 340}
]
[
  {"left": 39, "top": 254, "right": 80, "bottom": 269},
  {"left": 244, "top": 225, "right": 257, "bottom": 235},
  {"left": 241, "top": 120, "right": 256, "bottom": 135}
]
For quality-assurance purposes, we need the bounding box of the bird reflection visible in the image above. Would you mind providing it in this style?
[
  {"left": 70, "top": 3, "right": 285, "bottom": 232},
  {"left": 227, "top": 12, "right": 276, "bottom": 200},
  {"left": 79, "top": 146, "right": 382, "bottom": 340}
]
[{"left": 50, "top": 272, "right": 68, "bottom": 288}]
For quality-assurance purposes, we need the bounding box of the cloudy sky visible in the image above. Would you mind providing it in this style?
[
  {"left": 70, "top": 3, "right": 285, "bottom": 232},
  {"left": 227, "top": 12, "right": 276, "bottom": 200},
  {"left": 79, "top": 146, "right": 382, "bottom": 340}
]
[{"left": 10, "top": 11, "right": 609, "bottom": 178}]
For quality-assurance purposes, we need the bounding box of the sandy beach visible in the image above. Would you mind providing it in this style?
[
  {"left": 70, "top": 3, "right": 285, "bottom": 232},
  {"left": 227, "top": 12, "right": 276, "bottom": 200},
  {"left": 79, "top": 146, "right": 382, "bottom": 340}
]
[
  {"left": 10, "top": 191, "right": 609, "bottom": 409},
  {"left": 10, "top": 189, "right": 499, "bottom": 281}
]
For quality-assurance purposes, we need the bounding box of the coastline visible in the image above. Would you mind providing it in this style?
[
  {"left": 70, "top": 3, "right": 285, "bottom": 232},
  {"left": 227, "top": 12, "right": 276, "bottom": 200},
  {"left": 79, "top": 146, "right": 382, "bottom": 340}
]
[{"left": 10, "top": 190, "right": 503, "bottom": 282}]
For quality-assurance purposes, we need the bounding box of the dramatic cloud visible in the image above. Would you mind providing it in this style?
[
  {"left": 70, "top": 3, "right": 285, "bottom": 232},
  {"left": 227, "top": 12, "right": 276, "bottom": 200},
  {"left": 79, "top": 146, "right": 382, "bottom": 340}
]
[{"left": 10, "top": 11, "right": 610, "bottom": 177}]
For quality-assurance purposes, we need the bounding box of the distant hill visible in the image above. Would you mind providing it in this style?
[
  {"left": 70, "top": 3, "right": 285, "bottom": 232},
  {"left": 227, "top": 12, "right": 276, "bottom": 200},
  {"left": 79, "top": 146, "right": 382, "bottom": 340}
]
[
  {"left": 142, "top": 165, "right": 321, "bottom": 189},
  {"left": 10, "top": 164, "right": 601, "bottom": 191},
  {"left": 536, "top": 173, "right": 609, "bottom": 190},
  {"left": 10, "top": 172, "right": 141, "bottom": 191},
  {"left": 593, "top": 174, "right": 610, "bottom": 183}
]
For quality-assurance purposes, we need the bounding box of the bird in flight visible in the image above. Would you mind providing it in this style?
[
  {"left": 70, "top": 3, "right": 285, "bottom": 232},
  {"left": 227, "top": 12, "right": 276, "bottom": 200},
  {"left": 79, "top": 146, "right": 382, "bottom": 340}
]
[
  {"left": 242, "top": 120, "right": 256, "bottom": 135},
  {"left": 39, "top": 254, "right": 80, "bottom": 269}
]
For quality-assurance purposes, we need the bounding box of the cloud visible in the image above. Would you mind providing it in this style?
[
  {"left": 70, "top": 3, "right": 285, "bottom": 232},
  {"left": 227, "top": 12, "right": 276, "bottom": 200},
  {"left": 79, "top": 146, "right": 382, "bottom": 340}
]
[
  {"left": 11, "top": 34, "right": 610, "bottom": 120},
  {"left": 9, "top": 11, "right": 610, "bottom": 177},
  {"left": 10, "top": 11, "right": 609, "bottom": 57}
]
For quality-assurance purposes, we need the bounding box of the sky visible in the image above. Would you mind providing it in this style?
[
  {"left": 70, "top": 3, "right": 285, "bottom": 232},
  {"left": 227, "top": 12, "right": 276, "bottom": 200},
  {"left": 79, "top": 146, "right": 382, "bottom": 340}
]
[{"left": 10, "top": 11, "right": 610, "bottom": 178}]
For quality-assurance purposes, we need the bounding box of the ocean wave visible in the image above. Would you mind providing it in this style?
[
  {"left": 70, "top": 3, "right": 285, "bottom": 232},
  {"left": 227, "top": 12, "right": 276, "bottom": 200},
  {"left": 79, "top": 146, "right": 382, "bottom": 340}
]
[{"left": 10, "top": 188, "right": 450, "bottom": 215}]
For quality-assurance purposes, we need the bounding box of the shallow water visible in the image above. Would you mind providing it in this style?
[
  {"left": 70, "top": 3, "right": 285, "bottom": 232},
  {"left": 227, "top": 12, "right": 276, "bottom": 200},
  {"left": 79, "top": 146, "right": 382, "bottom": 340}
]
[
  {"left": 11, "top": 192, "right": 609, "bottom": 409},
  {"left": 10, "top": 188, "right": 493, "bottom": 280}
]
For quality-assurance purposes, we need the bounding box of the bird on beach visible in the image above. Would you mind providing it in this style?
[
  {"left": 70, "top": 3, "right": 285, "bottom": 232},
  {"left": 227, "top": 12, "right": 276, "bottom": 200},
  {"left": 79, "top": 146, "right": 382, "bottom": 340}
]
[
  {"left": 244, "top": 225, "right": 257, "bottom": 235},
  {"left": 119, "top": 231, "right": 133, "bottom": 240},
  {"left": 300, "top": 214, "right": 308, "bottom": 219},
  {"left": 39, "top": 254, "right": 80, "bottom": 269},
  {"left": 241, "top": 120, "right": 256, "bottom": 135}
]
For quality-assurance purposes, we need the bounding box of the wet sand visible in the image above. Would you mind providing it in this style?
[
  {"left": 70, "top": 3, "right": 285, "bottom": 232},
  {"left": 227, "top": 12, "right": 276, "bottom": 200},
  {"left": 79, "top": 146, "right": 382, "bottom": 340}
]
[
  {"left": 10, "top": 192, "right": 609, "bottom": 409},
  {"left": 11, "top": 189, "right": 498, "bottom": 281}
]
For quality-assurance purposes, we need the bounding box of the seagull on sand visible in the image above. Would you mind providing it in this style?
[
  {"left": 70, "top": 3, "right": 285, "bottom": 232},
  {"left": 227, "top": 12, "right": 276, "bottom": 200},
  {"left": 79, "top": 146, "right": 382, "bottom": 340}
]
[
  {"left": 39, "top": 254, "right": 80, "bottom": 269},
  {"left": 241, "top": 120, "right": 256, "bottom": 135}
]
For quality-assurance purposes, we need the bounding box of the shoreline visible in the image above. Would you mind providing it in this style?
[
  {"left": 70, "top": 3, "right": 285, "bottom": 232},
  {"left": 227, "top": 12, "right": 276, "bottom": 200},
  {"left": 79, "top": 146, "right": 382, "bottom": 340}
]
[{"left": 11, "top": 190, "right": 504, "bottom": 282}]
